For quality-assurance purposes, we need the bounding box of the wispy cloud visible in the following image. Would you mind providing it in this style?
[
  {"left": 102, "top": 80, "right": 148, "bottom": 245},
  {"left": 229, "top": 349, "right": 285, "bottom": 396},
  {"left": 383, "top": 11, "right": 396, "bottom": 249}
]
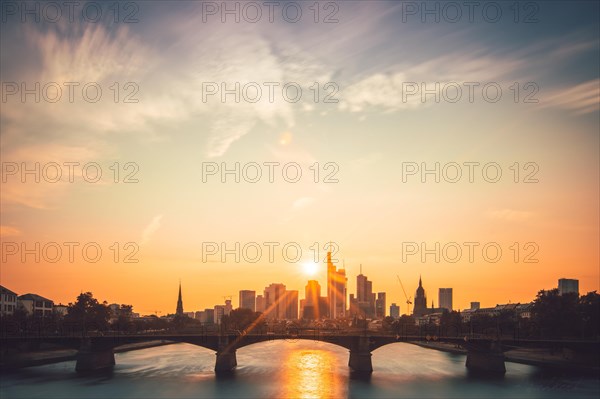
[
  {"left": 141, "top": 215, "right": 163, "bottom": 245},
  {"left": 0, "top": 225, "right": 22, "bottom": 237},
  {"left": 541, "top": 79, "right": 599, "bottom": 115},
  {"left": 488, "top": 209, "right": 534, "bottom": 222}
]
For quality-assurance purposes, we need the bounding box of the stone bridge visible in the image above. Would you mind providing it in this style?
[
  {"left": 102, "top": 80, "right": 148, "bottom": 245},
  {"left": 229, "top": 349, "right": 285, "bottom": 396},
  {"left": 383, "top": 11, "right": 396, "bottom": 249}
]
[{"left": 2, "top": 333, "right": 597, "bottom": 375}]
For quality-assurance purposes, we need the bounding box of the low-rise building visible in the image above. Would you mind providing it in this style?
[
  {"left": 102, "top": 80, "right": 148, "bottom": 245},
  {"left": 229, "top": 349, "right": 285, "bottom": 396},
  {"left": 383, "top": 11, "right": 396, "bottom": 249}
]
[
  {"left": 0, "top": 285, "right": 18, "bottom": 316},
  {"left": 18, "top": 293, "right": 54, "bottom": 317}
]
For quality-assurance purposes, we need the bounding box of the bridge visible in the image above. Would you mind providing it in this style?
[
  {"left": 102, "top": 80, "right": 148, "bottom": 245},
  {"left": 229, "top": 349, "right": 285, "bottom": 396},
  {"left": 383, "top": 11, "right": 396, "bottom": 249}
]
[{"left": 2, "top": 332, "right": 598, "bottom": 375}]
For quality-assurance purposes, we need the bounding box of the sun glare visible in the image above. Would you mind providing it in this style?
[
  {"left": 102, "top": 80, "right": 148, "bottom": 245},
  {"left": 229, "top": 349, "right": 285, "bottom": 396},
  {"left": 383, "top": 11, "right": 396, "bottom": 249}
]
[{"left": 302, "top": 261, "right": 318, "bottom": 276}]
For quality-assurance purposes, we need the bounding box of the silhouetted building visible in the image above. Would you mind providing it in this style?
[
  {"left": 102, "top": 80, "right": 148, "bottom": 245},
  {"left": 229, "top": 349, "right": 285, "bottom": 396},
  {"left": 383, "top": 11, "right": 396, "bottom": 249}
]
[
  {"left": 304, "top": 280, "right": 321, "bottom": 319},
  {"left": 413, "top": 276, "right": 428, "bottom": 317},
  {"left": 356, "top": 266, "right": 375, "bottom": 318},
  {"left": 375, "top": 292, "right": 386, "bottom": 318},
  {"left": 264, "top": 283, "right": 287, "bottom": 319},
  {"left": 326, "top": 251, "right": 347, "bottom": 318},
  {"left": 439, "top": 288, "right": 453, "bottom": 311},
  {"left": 176, "top": 282, "right": 184, "bottom": 316},
  {"left": 558, "top": 278, "right": 579, "bottom": 295},
  {"left": 285, "top": 290, "right": 299, "bottom": 319},
  {"left": 390, "top": 303, "right": 400, "bottom": 319},
  {"left": 256, "top": 295, "right": 265, "bottom": 312},
  {"left": 470, "top": 302, "right": 480, "bottom": 310},
  {"left": 239, "top": 290, "right": 256, "bottom": 311},
  {"left": 202, "top": 308, "right": 214, "bottom": 324}
]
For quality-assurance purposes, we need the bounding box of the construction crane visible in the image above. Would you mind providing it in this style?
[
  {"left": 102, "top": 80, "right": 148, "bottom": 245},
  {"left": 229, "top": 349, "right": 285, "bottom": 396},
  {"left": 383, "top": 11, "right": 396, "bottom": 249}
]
[{"left": 397, "top": 275, "right": 412, "bottom": 316}]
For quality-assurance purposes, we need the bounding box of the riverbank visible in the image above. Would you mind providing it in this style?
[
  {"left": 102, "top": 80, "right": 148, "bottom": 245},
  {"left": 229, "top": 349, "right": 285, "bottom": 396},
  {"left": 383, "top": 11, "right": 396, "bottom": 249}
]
[
  {"left": 411, "top": 341, "right": 600, "bottom": 376},
  {"left": 0, "top": 340, "right": 174, "bottom": 370}
]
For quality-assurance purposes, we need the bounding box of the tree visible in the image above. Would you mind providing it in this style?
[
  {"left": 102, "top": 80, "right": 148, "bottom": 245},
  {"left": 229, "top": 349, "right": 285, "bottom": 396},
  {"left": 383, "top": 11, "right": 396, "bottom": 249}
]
[
  {"left": 64, "top": 292, "right": 110, "bottom": 332},
  {"left": 531, "top": 289, "right": 580, "bottom": 338},
  {"left": 220, "top": 308, "right": 263, "bottom": 333},
  {"left": 578, "top": 291, "right": 600, "bottom": 338}
]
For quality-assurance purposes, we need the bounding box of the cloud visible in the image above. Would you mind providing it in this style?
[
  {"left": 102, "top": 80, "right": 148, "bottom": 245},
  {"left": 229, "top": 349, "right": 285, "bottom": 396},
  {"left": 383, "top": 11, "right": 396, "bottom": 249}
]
[
  {"left": 292, "top": 197, "right": 316, "bottom": 211},
  {"left": 0, "top": 226, "right": 21, "bottom": 237},
  {"left": 488, "top": 209, "right": 533, "bottom": 222},
  {"left": 141, "top": 215, "right": 163, "bottom": 244},
  {"left": 541, "top": 79, "right": 599, "bottom": 115}
]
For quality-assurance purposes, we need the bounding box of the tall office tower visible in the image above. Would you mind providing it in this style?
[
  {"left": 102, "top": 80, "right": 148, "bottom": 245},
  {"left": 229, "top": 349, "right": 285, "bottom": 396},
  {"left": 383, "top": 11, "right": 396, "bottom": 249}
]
[
  {"left": 239, "top": 290, "right": 256, "bottom": 311},
  {"left": 334, "top": 268, "right": 347, "bottom": 318},
  {"left": 375, "top": 292, "right": 386, "bottom": 318},
  {"left": 264, "top": 283, "right": 287, "bottom": 319},
  {"left": 356, "top": 266, "right": 375, "bottom": 318},
  {"left": 304, "top": 280, "right": 321, "bottom": 319},
  {"left": 439, "top": 288, "right": 453, "bottom": 311},
  {"left": 326, "top": 251, "right": 347, "bottom": 319},
  {"left": 176, "top": 282, "right": 184, "bottom": 316},
  {"left": 558, "top": 278, "right": 579, "bottom": 295},
  {"left": 256, "top": 295, "right": 265, "bottom": 312},
  {"left": 389, "top": 303, "right": 400, "bottom": 319},
  {"left": 284, "top": 290, "right": 299, "bottom": 319},
  {"left": 413, "top": 276, "right": 428, "bottom": 317}
]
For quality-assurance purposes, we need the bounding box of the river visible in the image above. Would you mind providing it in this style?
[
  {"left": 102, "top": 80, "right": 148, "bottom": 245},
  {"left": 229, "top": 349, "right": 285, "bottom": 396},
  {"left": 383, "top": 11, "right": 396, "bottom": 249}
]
[{"left": 1, "top": 341, "right": 598, "bottom": 398}]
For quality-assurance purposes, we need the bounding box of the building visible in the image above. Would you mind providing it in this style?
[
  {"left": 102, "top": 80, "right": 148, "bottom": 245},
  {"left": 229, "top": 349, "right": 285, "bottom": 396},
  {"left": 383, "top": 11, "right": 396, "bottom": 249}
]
[
  {"left": 18, "top": 293, "right": 54, "bottom": 317},
  {"left": 470, "top": 302, "right": 480, "bottom": 310},
  {"left": 201, "top": 308, "right": 214, "bottom": 324},
  {"left": 355, "top": 266, "right": 375, "bottom": 318},
  {"left": 413, "top": 276, "right": 428, "bottom": 317},
  {"left": 558, "top": 278, "right": 579, "bottom": 295},
  {"left": 264, "top": 283, "right": 287, "bottom": 319},
  {"left": 389, "top": 303, "right": 400, "bottom": 319},
  {"left": 53, "top": 304, "right": 68, "bottom": 316},
  {"left": 439, "top": 288, "right": 453, "bottom": 311},
  {"left": 176, "top": 282, "right": 184, "bottom": 316},
  {"left": 214, "top": 305, "right": 225, "bottom": 324},
  {"left": 239, "top": 290, "right": 256, "bottom": 311},
  {"left": 375, "top": 292, "right": 386, "bottom": 319},
  {"left": 214, "top": 299, "right": 233, "bottom": 324},
  {"left": 284, "top": 290, "right": 299, "bottom": 319},
  {"left": 0, "top": 285, "right": 18, "bottom": 316},
  {"left": 256, "top": 295, "right": 265, "bottom": 313},
  {"left": 326, "top": 251, "right": 347, "bottom": 319},
  {"left": 304, "top": 280, "right": 321, "bottom": 319}
]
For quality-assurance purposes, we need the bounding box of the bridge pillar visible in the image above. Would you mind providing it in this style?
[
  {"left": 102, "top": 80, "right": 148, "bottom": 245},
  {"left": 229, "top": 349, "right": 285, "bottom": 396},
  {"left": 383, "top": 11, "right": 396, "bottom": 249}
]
[
  {"left": 215, "top": 336, "right": 237, "bottom": 373},
  {"left": 348, "top": 336, "right": 372, "bottom": 373},
  {"left": 215, "top": 349, "right": 237, "bottom": 373},
  {"left": 465, "top": 341, "right": 506, "bottom": 375},
  {"left": 75, "top": 339, "right": 115, "bottom": 372}
]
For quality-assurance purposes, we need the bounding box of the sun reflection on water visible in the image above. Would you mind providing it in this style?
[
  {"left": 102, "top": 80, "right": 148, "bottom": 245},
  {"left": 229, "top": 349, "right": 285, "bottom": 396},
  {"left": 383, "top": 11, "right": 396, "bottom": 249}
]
[{"left": 282, "top": 348, "right": 346, "bottom": 399}]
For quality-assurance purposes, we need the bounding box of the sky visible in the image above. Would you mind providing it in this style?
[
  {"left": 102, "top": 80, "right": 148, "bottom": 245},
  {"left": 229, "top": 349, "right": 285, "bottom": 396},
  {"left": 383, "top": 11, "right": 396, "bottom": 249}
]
[{"left": 1, "top": 1, "right": 599, "bottom": 316}]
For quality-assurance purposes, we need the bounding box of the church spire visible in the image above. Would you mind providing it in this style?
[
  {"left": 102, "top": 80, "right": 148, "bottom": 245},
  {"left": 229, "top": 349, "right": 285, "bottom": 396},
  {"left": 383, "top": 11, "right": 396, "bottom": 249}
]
[{"left": 176, "top": 281, "right": 184, "bottom": 316}]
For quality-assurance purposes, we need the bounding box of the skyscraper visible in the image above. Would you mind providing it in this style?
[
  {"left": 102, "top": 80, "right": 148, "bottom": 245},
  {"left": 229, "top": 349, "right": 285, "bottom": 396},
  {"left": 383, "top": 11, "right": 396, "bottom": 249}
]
[
  {"left": 256, "top": 295, "right": 265, "bottom": 313},
  {"left": 176, "top": 281, "right": 184, "bottom": 316},
  {"left": 264, "top": 283, "right": 287, "bottom": 319},
  {"left": 439, "top": 288, "right": 453, "bottom": 311},
  {"left": 413, "top": 276, "right": 428, "bottom": 317},
  {"left": 356, "top": 266, "right": 375, "bottom": 318},
  {"left": 326, "top": 251, "right": 347, "bottom": 319},
  {"left": 558, "top": 278, "right": 579, "bottom": 295},
  {"left": 375, "top": 292, "right": 386, "bottom": 319},
  {"left": 327, "top": 251, "right": 336, "bottom": 318},
  {"left": 239, "top": 290, "right": 256, "bottom": 311},
  {"left": 284, "top": 290, "right": 299, "bottom": 319},
  {"left": 389, "top": 303, "right": 400, "bottom": 319},
  {"left": 304, "top": 280, "right": 321, "bottom": 319}
]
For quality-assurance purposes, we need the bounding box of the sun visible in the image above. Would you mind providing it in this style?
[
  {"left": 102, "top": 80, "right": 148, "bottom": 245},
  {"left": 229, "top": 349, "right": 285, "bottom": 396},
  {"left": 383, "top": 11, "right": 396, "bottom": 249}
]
[{"left": 302, "top": 261, "right": 319, "bottom": 276}]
